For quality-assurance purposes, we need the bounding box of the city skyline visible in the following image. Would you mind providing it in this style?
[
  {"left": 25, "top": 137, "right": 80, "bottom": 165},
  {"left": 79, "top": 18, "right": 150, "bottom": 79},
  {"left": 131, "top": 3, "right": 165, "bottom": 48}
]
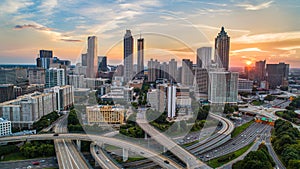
[{"left": 0, "top": 0, "right": 299, "bottom": 68}]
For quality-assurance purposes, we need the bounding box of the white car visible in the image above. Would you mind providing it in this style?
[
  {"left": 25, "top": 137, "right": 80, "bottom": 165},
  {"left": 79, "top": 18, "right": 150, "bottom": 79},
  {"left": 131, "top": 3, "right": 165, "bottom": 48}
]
[{"left": 27, "top": 166, "right": 32, "bottom": 169}]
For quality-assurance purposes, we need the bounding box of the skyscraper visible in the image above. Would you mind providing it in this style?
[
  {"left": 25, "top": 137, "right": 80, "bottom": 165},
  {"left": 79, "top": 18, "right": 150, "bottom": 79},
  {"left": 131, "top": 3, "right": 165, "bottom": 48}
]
[
  {"left": 255, "top": 60, "right": 266, "bottom": 82},
  {"left": 147, "top": 59, "right": 160, "bottom": 82},
  {"left": 137, "top": 36, "right": 144, "bottom": 76},
  {"left": 81, "top": 53, "right": 87, "bottom": 66},
  {"left": 168, "top": 59, "right": 177, "bottom": 82},
  {"left": 98, "top": 56, "right": 108, "bottom": 72},
  {"left": 215, "top": 27, "right": 230, "bottom": 70},
  {"left": 87, "top": 36, "right": 97, "bottom": 78},
  {"left": 181, "top": 59, "right": 193, "bottom": 86},
  {"left": 36, "top": 50, "right": 53, "bottom": 69},
  {"left": 208, "top": 70, "right": 238, "bottom": 103},
  {"left": 167, "top": 85, "right": 176, "bottom": 118},
  {"left": 124, "top": 30, "right": 134, "bottom": 82},
  {"left": 197, "top": 47, "right": 212, "bottom": 69},
  {"left": 266, "top": 62, "right": 289, "bottom": 89}
]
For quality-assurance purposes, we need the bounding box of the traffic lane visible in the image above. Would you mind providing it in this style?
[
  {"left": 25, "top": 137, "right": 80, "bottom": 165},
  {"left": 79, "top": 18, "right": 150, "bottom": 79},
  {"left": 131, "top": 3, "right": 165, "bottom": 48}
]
[
  {"left": 200, "top": 123, "right": 271, "bottom": 160},
  {"left": 0, "top": 157, "right": 58, "bottom": 169}
]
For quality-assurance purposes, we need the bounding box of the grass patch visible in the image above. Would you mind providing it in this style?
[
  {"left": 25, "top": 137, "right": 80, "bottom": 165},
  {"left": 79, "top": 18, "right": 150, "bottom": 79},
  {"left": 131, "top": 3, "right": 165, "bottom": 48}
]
[
  {"left": 182, "top": 140, "right": 199, "bottom": 147},
  {"left": 115, "top": 156, "right": 145, "bottom": 163},
  {"left": 0, "top": 152, "right": 27, "bottom": 161},
  {"left": 251, "top": 100, "right": 264, "bottom": 106},
  {"left": 207, "top": 142, "right": 254, "bottom": 168},
  {"left": 105, "top": 145, "right": 121, "bottom": 151},
  {"left": 231, "top": 120, "right": 254, "bottom": 138}
]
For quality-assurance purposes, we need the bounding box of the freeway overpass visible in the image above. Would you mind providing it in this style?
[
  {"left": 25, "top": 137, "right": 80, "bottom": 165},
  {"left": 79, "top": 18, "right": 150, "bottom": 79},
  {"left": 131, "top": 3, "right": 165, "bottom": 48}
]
[
  {"left": 136, "top": 111, "right": 211, "bottom": 169},
  {"left": 0, "top": 133, "right": 183, "bottom": 169}
]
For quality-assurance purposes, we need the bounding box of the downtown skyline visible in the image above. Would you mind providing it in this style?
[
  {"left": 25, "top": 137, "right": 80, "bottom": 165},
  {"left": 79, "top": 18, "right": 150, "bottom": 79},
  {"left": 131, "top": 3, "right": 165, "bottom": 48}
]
[{"left": 0, "top": 0, "right": 300, "bottom": 68}]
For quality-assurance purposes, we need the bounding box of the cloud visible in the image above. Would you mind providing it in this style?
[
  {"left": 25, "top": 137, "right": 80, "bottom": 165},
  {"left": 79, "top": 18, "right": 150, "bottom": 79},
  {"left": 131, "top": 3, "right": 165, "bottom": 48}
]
[
  {"left": 13, "top": 24, "right": 52, "bottom": 31},
  {"left": 231, "top": 47, "right": 267, "bottom": 53},
  {"left": 60, "top": 39, "right": 82, "bottom": 42},
  {"left": 0, "top": 0, "right": 34, "bottom": 14},
  {"left": 38, "top": 0, "right": 58, "bottom": 16},
  {"left": 232, "top": 31, "right": 300, "bottom": 44},
  {"left": 236, "top": 1, "right": 273, "bottom": 11}
]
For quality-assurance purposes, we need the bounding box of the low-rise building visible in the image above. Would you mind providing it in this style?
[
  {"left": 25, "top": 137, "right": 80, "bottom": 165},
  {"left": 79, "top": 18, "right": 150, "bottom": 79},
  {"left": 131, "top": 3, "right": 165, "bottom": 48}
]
[
  {"left": 86, "top": 105, "right": 125, "bottom": 125},
  {"left": 0, "top": 118, "right": 12, "bottom": 136}
]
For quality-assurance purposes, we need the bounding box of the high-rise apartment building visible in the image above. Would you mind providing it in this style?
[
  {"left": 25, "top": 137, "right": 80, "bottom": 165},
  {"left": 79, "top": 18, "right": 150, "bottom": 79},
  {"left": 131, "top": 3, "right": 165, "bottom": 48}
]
[
  {"left": 266, "top": 62, "right": 289, "bottom": 89},
  {"left": 87, "top": 36, "right": 97, "bottom": 78},
  {"left": 124, "top": 30, "right": 134, "bottom": 82},
  {"left": 45, "top": 68, "right": 65, "bottom": 88},
  {"left": 137, "top": 37, "right": 144, "bottom": 75},
  {"left": 197, "top": 47, "right": 212, "bottom": 69},
  {"left": 215, "top": 27, "right": 230, "bottom": 70},
  {"left": 194, "top": 68, "right": 209, "bottom": 97},
  {"left": 181, "top": 59, "right": 194, "bottom": 86},
  {"left": 147, "top": 59, "right": 160, "bottom": 82}
]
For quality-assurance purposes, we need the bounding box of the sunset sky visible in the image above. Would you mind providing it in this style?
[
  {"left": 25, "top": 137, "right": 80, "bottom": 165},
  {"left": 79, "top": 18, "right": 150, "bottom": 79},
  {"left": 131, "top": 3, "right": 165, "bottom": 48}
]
[{"left": 0, "top": 0, "right": 299, "bottom": 68}]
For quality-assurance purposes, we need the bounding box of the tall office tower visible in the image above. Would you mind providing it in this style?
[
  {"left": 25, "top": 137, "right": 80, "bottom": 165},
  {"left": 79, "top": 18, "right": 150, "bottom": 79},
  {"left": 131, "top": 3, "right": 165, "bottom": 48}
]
[
  {"left": 168, "top": 59, "right": 177, "bottom": 82},
  {"left": 255, "top": 60, "right": 266, "bottom": 82},
  {"left": 98, "top": 56, "right": 108, "bottom": 72},
  {"left": 160, "top": 62, "right": 169, "bottom": 79},
  {"left": 181, "top": 59, "right": 194, "bottom": 86},
  {"left": 266, "top": 62, "right": 289, "bottom": 89},
  {"left": 194, "top": 68, "right": 208, "bottom": 98},
  {"left": 214, "top": 27, "right": 230, "bottom": 70},
  {"left": 137, "top": 37, "right": 144, "bottom": 75},
  {"left": 81, "top": 53, "right": 87, "bottom": 66},
  {"left": 208, "top": 70, "right": 238, "bottom": 103},
  {"left": 45, "top": 68, "right": 65, "bottom": 88},
  {"left": 87, "top": 36, "right": 97, "bottom": 78},
  {"left": 28, "top": 68, "right": 45, "bottom": 84},
  {"left": 124, "top": 30, "right": 134, "bottom": 82},
  {"left": 167, "top": 85, "right": 176, "bottom": 118},
  {"left": 147, "top": 59, "right": 160, "bottom": 82},
  {"left": 197, "top": 47, "right": 212, "bottom": 69},
  {"left": 36, "top": 50, "right": 53, "bottom": 69}
]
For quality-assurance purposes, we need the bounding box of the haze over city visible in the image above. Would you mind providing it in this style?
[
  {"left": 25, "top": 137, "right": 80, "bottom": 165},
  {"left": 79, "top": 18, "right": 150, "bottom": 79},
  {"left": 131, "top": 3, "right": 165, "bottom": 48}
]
[{"left": 0, "top": 0, "right": 300, "bottom": 67}]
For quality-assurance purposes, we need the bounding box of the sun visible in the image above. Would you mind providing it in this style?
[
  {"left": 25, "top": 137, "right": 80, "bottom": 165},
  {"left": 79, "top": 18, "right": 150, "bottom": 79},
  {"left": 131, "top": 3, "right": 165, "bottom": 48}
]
[{"left": 246, "top": 60, "right": 252, "bottom": 66}]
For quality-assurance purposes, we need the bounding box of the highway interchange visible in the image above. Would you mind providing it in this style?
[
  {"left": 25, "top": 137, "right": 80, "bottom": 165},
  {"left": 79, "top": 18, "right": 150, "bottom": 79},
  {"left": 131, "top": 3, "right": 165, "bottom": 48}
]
[{"left": 0, "top": 103, "right": 288, "bottom": 169}]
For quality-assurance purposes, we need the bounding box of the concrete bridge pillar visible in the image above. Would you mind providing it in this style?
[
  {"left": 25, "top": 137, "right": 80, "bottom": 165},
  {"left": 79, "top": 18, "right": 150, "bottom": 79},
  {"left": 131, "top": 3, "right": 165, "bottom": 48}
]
[
  {"left": 163, "top": 146, "right": 167, "bottom": 153},
  {"left": 123, "top": 148, "right": 128, "bottom": 162},
  {"left": 76, "top": 140, "right": 81, "bottom": 151},
  {"left": 144, "top": 133, "right": 148, "bottom": 140}
]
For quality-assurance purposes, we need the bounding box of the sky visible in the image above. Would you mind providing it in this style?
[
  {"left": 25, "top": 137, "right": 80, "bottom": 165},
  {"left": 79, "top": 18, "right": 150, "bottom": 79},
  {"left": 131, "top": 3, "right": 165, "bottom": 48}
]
[{"left": 0, "top": 0, "right": 300, "bottom": 68}]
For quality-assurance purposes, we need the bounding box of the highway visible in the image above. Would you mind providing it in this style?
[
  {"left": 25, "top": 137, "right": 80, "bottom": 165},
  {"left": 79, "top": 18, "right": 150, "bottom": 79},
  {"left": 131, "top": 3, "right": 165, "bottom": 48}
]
[
  {"left": 0, "top": 133, "right": 182, "bottom": 169},
  {"left": 53, "top": 113, "right": 90, "bottom": 169},
  {"left": 265, "top": 131, "right": 286, "bottom": 169},
  {"left": 41, "top": 113, "right": 68, "bottom": 133},
  {"left": 136, "top": 111, "right": 211, "bottom": 169},
  {"left": 200, "top": 123, "right": 272, "bottom": 161},
  {"left": 90, "top": 143, "right": 120, "bottom": 169},
  {"left": 186, "top": 113, "right": 234, "bottom": 155}
]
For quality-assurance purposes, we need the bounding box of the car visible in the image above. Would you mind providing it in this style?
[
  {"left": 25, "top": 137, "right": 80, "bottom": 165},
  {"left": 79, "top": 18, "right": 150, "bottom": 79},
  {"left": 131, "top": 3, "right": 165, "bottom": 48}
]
[
  {"left": 164, "top": 160, "right": 170, "bottom": 164},
  {"left": 32, "top": 161, "right": 40, "bottom": 165},
  {"left": 206, "top": 155, "right": 210, "bottom": 158},
  {"left": 27, "top": 166, "right": 32, "bottom": 169},
  {"left": 140, "top": 152, "right": 144, "bottom": 154},
  {"left": 53, "top": 133, "right": 59, "bottom": 136},
  {"left": 40, "top": 159, "right": 45, "bottom": 163},
  {"left": 232, "top": 143, "right": 236, "bottom": 145},
  {"left": 96, "top": 151, "right": 99, "bottom": 154},
  {"left": 106, "top": 159, "right": 110, "bottom": 162}
]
